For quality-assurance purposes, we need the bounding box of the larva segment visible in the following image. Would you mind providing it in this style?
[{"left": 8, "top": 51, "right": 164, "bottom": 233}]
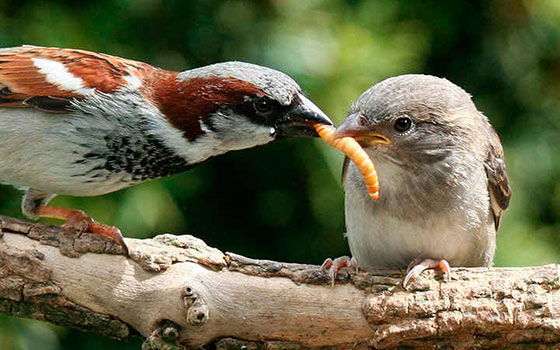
[{"left": 313, "top": 123, "right": 379, "bottom": 200}]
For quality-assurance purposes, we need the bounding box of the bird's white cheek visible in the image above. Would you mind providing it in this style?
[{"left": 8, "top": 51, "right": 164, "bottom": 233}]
[
  {"left": 219, "top": 123, "right": 275, "bottom": 151},
  {"left": 202, "top": 113, "right": 275, "bottom": 151}
]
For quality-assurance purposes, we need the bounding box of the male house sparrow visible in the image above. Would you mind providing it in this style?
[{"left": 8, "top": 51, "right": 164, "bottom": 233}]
[
  {"left": 0, "top": 46, "right": 332, "bottom": 253},
  {"left": 325, "top": 74, "right": 510, "bottom": 286}
]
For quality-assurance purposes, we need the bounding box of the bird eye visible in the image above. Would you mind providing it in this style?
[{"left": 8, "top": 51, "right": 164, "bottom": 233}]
[
  {"left": 254, "top": 97, "right": 273, "bottom": 114},
  {"left": 394, "top": 117, "right": 412, "bottom": 132}
]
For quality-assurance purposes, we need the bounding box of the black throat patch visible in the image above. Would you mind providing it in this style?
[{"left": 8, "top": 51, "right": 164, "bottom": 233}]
[{"left": 77, "top": 125, "right": 194, "bottom": 183}]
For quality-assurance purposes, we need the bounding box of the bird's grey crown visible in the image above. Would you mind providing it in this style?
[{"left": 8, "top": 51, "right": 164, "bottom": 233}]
[
  {"left": 352, "top": 74, "right": 478, "bottom": 119},
  {"left": 177, "top": 61, "right": 300, "bottom": 106},
  {"left": 343, "top": 74, "right": 502, "bottom": 269}
]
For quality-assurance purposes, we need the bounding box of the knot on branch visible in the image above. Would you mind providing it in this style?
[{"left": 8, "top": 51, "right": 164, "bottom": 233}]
[
  {"left": 142, "top": 320, "right": 181, "bottom": 350},
  {"left": 4, "top": 214, "right": 560, "bottom": 349},
  {"left": 182, "top": 285, "right": 208, "bottom": 325}
]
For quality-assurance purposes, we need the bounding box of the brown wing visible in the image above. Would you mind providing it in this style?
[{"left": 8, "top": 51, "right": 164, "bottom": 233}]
[
  {"left": 484, "top": 129, "right": 511, "bottom": 230},
  {"left": 0, "top": 45, "right": 154, "bottom": 112}
]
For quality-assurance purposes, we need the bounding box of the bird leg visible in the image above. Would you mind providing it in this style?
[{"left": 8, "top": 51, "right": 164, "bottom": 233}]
[
  {"left": 403, "top": 258, "right": 450, "bottom": 288},
  {"left": 36, "top": 206, "right": 128, "bottom": 255},
  {"left": 321, "top": 256, "right": 358, "bottom": 287}
]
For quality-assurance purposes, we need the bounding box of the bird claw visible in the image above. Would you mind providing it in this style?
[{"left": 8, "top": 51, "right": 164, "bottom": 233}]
[
  {"left": 403, "top": 258, "right": 451, "bottom": 289},
  {"left": 38, "top": 206, "right": 129, "bottom": 255},
  {"left": 85, "top": 221, "right": 129, "bottom": 256},
  {"left": 60, "top": 209, "right": 93, "bottom": 232},
  {"left": 321, "top": 256, "right": 358, "bottom": 287}
]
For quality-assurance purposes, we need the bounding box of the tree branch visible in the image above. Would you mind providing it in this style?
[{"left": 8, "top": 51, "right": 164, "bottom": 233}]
[{"left": 0, "top": 215, "right": 559, "bottom": 349}]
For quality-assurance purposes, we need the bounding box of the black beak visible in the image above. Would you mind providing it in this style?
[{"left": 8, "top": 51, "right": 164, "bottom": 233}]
[{"left": 275, "top": 94, "right": 333, "bottom": 138}]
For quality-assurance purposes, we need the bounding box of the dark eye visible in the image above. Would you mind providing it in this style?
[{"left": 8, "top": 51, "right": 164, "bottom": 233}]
[
  {"left": 394, "top": 116, "right": 412, "bottom": 132},
  {"left": 254, "top": 97, "right": 273, "bottom": 114}
]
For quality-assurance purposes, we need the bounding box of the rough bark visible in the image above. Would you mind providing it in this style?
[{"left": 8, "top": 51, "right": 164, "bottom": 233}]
[{"left": 0, "top": 215, "right": 559, "bottom": 350}]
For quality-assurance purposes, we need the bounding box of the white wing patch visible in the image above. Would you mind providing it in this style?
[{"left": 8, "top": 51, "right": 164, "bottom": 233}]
[
  {"left": 120, "top": 74, "right": 142, "bottom": 92},
  {"left": 31, "top": 58, "right": 95, "bottom": 95}
]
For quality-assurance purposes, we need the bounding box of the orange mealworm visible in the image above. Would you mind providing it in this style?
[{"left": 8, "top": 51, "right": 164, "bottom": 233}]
[{"left": 313, "top": 123, "right": 379, "bottom": 200}]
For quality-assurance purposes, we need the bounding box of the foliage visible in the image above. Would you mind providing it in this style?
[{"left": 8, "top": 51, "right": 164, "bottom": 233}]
[{"left": 0, "top": 0, "right": 559, "bottom": 349}]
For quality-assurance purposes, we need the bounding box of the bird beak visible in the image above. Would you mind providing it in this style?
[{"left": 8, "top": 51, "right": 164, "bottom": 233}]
[
  {"left": 275, "top": 94, "right": 333, "bottom": 138},
  {"left": 333, "top": 113, "right": 391, "bottom": 145}
]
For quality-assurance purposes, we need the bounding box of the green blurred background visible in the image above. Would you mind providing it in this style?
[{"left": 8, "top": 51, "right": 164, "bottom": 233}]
[{"left": 0, "top": 0, "right": 559, "bottom": 348}]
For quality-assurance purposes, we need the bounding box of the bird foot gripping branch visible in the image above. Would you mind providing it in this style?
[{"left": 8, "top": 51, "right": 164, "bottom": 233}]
[
  {"left": 321, "top": 256, "right": 358, "bottom": 287},
  {"left": 37, "top": 206, "right": 129, "bottom": 255},
  {"left": 403, "top": 258, "right": 451, "bottom": 289}
]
